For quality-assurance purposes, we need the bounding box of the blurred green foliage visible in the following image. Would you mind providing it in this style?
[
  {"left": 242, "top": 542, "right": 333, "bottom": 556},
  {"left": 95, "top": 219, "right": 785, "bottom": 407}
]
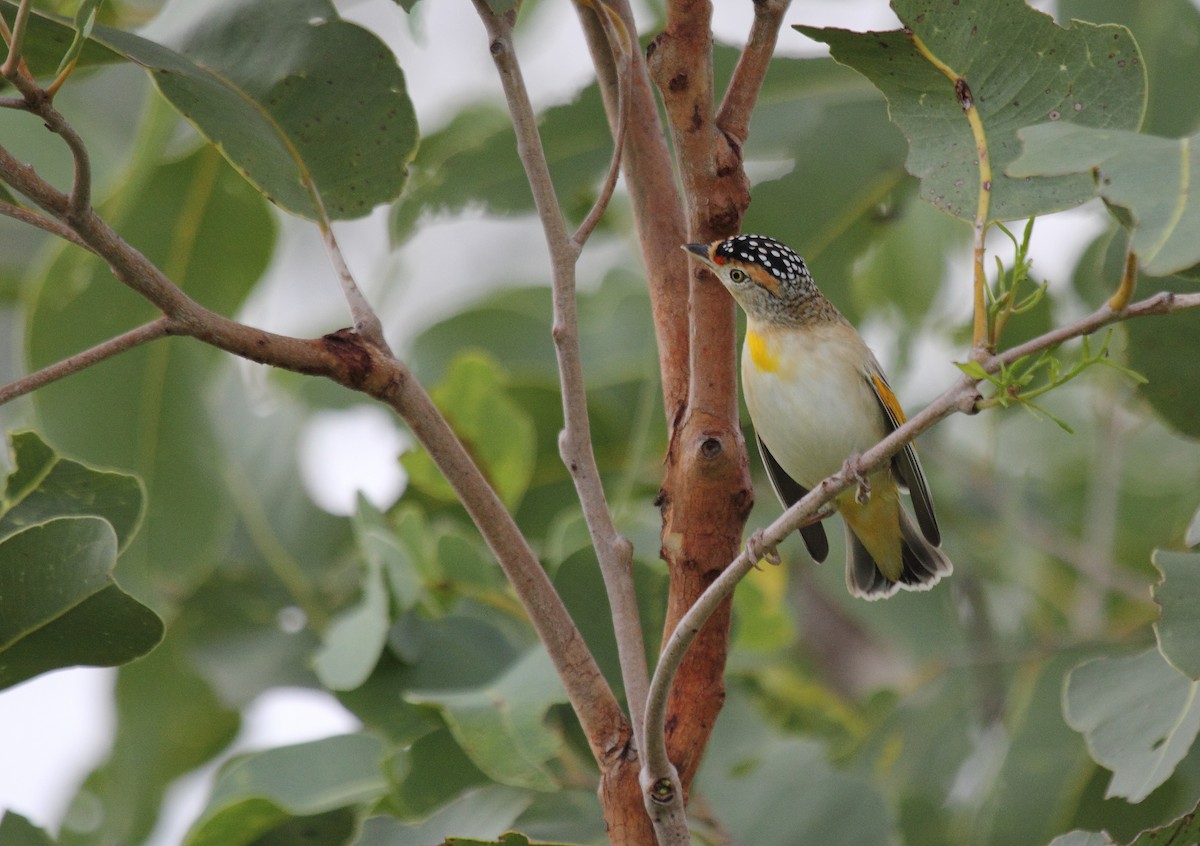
[{"left": 2, "top": 1, "right": 1200, "bottom": 845}]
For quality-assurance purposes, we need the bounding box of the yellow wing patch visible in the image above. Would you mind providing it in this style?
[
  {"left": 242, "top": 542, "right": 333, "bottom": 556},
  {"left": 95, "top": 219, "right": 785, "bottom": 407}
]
[
  {"left": 746, "top": 329, "right": 780, "bottom": 373},
  {"left": 871, "top": 370, "right": 906, "bottom": 426}
]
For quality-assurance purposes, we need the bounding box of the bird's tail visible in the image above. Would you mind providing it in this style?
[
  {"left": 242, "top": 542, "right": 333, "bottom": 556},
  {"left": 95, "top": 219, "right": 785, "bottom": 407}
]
[{"left": 846, "top": 509, "right": 952, "bottom": 601}]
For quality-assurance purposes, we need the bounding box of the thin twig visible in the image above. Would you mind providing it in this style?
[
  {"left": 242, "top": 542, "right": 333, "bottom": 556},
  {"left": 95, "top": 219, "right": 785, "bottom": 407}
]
[
  {"left": 471, "top": 0, "right": 651, "bottom": 761},
  {"left": 715, "top": 0, "right": 792, "bottom": 142},
  {"left": 0, "top": 0, "right": 31, "bottom": 78},
  {"left": 0, "top": 317, "right": 176, "bottom": 406},
  {"left": 571, "top": 2, "right": 631, "bottom": 250},
  {"left": 0, "top": 199, "right": 96, "bottom": 252},
  {"left": 640, "top": 287, "right": 1200, "bottom": 825},
  {"left": 314, "top": 203, "right": 389, "bottom": 352}
]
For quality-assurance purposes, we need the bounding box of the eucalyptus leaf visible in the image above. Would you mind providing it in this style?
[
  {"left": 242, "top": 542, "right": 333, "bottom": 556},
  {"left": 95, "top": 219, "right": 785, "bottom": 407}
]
[
  {"left": 798, "top": 0, "right": 1146, "bottom": 223},
  {"left": 407, "top": 648, "right": 567, "bottom": 792},
  {"left": 356, "top": 787, "right": 533, "bottom": 846},
  {"left": 184, "top": 734, "right": 388, "bottom": 846},
  {"left": 60, "top": 638, "right": 240, "bottom": 846},
  {"left": 0, "top": 1, "right": 121, "bottom": 85},
  {"left": 1009, "top": 124, "right": 1200, "bottom": 277},
  {"left": 15, "top": 0, "right": 418, "bottom": 219},
  {"left": 1064, "top": 648, "right": 1200, "bottom": 802},
  {"left": 402, "top": 352, "right": 536, "bottom": 511},
  {"left": 1151, "top": 550, "right": 1200, "bottom": 680},
  {"left": 0, "top": 430, "right": 144, "bottom": 549},
  {"left": 0, "top": 517, "right": 162, "bottom": 690},
  {"left": 0, "top": 812, "right": 56, "bottom": 846}
]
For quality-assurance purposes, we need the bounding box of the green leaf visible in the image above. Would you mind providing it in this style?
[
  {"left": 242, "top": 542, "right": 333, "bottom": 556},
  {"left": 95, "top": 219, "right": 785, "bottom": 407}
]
[
  {"left": 0, "top": 430, "right": 144, "bottom": 549},
  {"left": 0, "top": 811, "right": 57, "bottom": 846},
  {"left": 356, "top": 497, "right": 424, "bottom": 613},
  {"left": 402, "top": 352, "right": 536, "bottom": 511},
  {"left": 60, "top": 637, "right": 240, "bottom": 846},
  {"left": 0, "top": 517, "right": 162, "bottom": 690},
  {"left": 798, "top": 0, "right": 1146, "bottom": 223},
  {"left": 446, "top": 834, "right": 569, "bottom": 846},
  {"left": 1050, "top": 799, "right": 1200, "bottom": 846},
  {"left": 739, "top": 54, "right": 916, "bottom": 322},
  {"left": 1048, "top": 833, "right": 1116, "bottom": 846},
  {"left": 313, "top": 497, "right": 419, "bottom": 692},
  {"left": 698, "top": 691, "right": 893, "bottom": 845},
  {"left": 407, "top": 648, "right": 567, "bottom": 792},
  {"left": 43, "top": 0, "right": 418, "bottom": 219},
  {"left": 356, "top": 787, "right": 533, "bottom": 846},
  {"left": 312, "top": 554, "right": 390, "bottom": 691},
  {"left": 53, "top": 0, "right": 104, "bottom": 79},
  {"left": 1064, "top": 648, "right": 1200, "bottom": 802},
  {"left": 184, "top": 734, "right": 388, "bottom": 846},
  {"left": 1125, "top": 275, "right": 1200, "bottom": 439},
  {"left": 391, "top": 728, "right": 490, "bottom": 819},
  {"left": 1152, "top": 551, "right": 1200, "bottom": 679},
  {"left": 391, "top": 83, "right": 609, "bottom": 242},
  {"left": 1057, "top": 0, "right": 1200, "bottom": 138},
  {"left": 1009, "top": 124, "right": 1200, "bottom": 277},
  {"left": 552, "top": 548, "right": 664, "bottom": 700},
  {"left": 0, "top": 1, "right": 121, "bottom": 85},
  {"left": 27, "top": 144, "right": 275, "bottom": 604}
]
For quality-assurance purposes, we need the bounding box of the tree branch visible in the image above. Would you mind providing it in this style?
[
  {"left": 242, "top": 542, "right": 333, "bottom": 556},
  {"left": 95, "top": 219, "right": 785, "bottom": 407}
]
[
  {"left": 715, "top": 0, "right": 792, "bottom": 142},
  {"left": 471, "top": 0, "right": 651, "bottom": 765},
  {"left": 0, "top": 317, "right": 176, "bottom": 406},
  {"left": 0, "top": 88, "right": 629, "bottom": 766},
  {"left": 640, "top": 287, "right": 1200, "bottom": 815},
  {"left": 574, "top": 0, "right": 690, "bottom": 423},
  {"left": 0, "top": 198, "right": 96, "bottom": 252}
]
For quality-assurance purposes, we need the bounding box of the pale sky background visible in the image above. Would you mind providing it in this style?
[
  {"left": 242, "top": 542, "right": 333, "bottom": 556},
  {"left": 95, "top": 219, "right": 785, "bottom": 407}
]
[{"left": 0, "top": 0, "right": 1125, "bottom": 843}]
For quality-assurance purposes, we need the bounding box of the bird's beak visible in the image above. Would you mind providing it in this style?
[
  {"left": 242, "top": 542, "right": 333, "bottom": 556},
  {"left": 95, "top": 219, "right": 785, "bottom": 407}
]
[{"left": 683, "top": 243, "right": 720, "bottom": 273}]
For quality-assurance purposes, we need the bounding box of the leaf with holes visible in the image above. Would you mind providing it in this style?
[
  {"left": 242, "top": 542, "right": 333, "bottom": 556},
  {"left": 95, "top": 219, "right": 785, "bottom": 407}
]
[{"left": 797, "top": 0, "right": 1146, "bottom": 222}]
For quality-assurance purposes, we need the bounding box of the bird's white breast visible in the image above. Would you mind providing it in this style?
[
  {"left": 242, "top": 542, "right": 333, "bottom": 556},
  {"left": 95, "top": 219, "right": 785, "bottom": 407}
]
[{"left": 742, "top": 320, "right": 886, "bottom": 489}]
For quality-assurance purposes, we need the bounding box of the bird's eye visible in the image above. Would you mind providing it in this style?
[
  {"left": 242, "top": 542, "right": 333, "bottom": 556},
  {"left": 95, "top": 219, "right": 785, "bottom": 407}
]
[{"left": 729, "top": 268, "right": 748, "bottom": 284}]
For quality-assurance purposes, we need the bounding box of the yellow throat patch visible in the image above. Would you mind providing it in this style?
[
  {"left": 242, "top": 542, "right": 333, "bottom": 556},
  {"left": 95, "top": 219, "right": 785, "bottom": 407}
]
[{"left": 745, "top": 328, "right": 780, "bottom": 373}]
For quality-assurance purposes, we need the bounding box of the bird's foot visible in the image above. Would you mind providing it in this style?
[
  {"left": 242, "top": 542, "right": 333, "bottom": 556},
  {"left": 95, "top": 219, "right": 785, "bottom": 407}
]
[
  {"left": 842, "top": 453, "right": 871, "bottom": 505},
  {"left": 746, "top": 529, "right": 781, "bottom": 569}
]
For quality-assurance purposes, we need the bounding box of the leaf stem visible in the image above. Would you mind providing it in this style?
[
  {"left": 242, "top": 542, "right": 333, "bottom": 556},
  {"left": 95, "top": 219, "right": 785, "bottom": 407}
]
[
  {"left": 1109, "top": 247, "right": 1138, "bottom": 311},
  {"left": 908, "top": 31, "right": 993, "bottom": 351},
  {"left": 0, "top": 0, "right": 31, "bottom": 78}
]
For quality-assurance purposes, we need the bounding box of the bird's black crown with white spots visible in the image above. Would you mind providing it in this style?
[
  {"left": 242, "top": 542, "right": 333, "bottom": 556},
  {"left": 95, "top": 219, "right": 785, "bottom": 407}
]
[{"left": 714, "top": 234, "right": 812, "bottom": 285}]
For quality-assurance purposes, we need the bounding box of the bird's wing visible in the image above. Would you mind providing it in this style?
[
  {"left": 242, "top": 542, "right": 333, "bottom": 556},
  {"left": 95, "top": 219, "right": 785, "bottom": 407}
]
[
  {"left": 867, "top": 366, "right": 941, "bottom": 545},
  {"left": 756, "top": 434, "right": 830, "bottom": 563}
]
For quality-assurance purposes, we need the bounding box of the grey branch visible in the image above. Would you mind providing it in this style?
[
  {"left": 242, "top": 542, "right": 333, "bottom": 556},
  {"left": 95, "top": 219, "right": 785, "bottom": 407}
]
[{"left": 472, "top": 0, "right": 651, "bottom": 763}]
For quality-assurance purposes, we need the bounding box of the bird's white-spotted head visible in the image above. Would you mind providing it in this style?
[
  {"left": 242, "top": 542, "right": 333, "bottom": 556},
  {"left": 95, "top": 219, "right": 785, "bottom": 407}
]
[{"left": 684, "top": 234, "right": 830, "bottom": 325}]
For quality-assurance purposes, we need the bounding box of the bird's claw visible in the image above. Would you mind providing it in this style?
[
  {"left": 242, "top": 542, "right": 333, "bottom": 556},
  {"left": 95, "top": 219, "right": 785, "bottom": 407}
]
[
  {"left": 746, "top": 529, "right": 781, "bottom": 569},
  {"left": 842, "top": 453, "right": 871, "bottom": 505}
]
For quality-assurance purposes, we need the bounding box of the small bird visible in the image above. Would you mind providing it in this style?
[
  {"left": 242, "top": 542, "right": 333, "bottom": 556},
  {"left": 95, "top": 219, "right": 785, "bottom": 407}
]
[{"left": 684, "top": 234, "right": 951, "bottom": 600}]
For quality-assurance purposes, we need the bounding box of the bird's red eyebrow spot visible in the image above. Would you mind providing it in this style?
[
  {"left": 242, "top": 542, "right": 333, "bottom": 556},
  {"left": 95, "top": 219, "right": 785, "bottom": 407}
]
[{"left": 712, "top": 254, "right": 726, "bottom": 265}]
